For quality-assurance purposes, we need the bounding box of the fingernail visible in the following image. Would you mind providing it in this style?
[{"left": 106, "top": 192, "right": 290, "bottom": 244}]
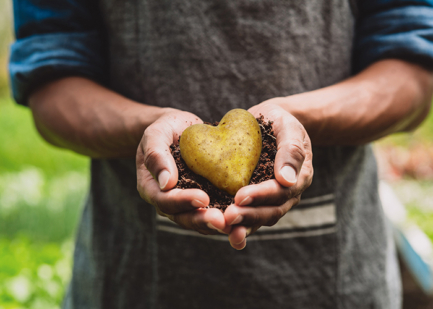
[
  {"left": 239, "top": 240, "right": 247, "bottom": 250},
  {"left": 192, "top": 199, "right": 206, "bottom": 208},
  {"left": 158, "top": 170, "right": 170, "bottom": 190},
  {"left": 230, "top": 215, "right": 243, "bottom": 225},
  {"left": 207, "top": 223, "right": 226, "bottom": 234},
  {"left": 246, "top": 227, "right": 252, "bottom": 237},
  {"left": 234, "top": 239, "right": 247, "bottom": 250},
  {"left": 207, "top": 222, "right": 217, "bottom": 230},
  {"left": 281, "top": 166, "right": 297, "bottom": 183},
  {"left": 239, "top": 196, "right": 253, "bottom": 206}
]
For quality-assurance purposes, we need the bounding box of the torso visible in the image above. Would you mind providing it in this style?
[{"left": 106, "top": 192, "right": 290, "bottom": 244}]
[{"left": 63, "top": 1, "right": 401, "bottom": 308}]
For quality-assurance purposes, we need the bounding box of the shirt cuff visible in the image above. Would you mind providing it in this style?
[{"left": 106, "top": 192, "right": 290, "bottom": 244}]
[
  {"left": 9, "top": 31, "right": 107, "bottom": 105},
  {"left": 353, "top": 5, "right": 433, "bottom": 73}
]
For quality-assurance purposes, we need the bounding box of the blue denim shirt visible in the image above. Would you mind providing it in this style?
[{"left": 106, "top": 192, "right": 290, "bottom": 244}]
[{"left": 9, "top": 0, "right": 433, "bottom": 105}]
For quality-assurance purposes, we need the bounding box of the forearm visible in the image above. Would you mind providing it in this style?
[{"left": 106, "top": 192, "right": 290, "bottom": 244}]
[
  {"left": 29, "top": 77, "right": 165, "bottom": 157},
  {"left": 279, "top": 60, "right": 433, "bottom": 145}
]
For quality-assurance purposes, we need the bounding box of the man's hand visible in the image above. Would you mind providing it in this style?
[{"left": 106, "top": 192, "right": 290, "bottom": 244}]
[
  {"left": 224, "top": 103, "right": 313, "bottom": 250},
  {"left": 136, "top": 109, "right": 230, "bottom": 235}
]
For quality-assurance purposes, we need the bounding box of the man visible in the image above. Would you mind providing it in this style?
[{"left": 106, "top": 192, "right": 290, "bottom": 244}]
[{"left": 10, "top": 0, "right": 433, "bottom": 308}]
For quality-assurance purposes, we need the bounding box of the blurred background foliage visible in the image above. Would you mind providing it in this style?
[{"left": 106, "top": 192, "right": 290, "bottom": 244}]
[
  {"left": 0, "top": 1, "right": 89, "bottom": 308},
  {"left": 0, "top": 0, "right": 433, "bottom": 308}
]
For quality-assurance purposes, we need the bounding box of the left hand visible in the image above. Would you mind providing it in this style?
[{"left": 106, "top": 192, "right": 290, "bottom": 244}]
[
  {"left": 136, "top": 108, "right": 229, "bottom": 236},
  {"left": 223, "top": 100, "right": 314, "bottom": 249}
]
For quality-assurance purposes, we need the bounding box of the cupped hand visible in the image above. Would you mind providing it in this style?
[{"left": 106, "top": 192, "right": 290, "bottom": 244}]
[
  {"left": 136, "top": 108, "right": 229, "bottom": 235},
  {"left": 224, "top": 101, "right": 314, "bottom": 249}
]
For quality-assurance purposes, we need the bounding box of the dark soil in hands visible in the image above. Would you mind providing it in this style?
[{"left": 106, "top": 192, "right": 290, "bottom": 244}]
[{"left": 170, "top": 115, "right": 277, "bottom": 211}]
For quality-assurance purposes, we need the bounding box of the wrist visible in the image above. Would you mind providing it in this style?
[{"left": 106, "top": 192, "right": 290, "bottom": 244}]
[{"left": 130, "top": 104, "right": 167, "bottom": 143}]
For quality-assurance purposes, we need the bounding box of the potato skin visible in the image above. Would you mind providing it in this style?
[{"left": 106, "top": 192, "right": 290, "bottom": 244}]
[{"left": 180, "top": 109, "right": 262, "bottom": 196}]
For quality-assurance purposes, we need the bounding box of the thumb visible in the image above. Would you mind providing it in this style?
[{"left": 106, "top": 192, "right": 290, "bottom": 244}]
[
  {"left": 273, "top": 117, "right": 308, "bottom": 187},
  {"left": 141, "top": 125, "right": 179, "bottom": 191}
]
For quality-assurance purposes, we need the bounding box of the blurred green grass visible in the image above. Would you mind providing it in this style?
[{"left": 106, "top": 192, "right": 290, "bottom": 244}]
[
  {"left": 0, "top": 96, "right": 89, "bottom": 241},
  {"left": 0, "top": 238, "right": 73, "bottom": 309},
  {"left": 0, "top": 97, "right": 88, "bottom": 177},
  {"left": 0, "top": 96, "right": 89, "bottom": 309}
]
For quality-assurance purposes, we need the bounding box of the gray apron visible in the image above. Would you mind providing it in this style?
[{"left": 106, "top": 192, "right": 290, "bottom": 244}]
[{"left": 64, "top": 1, "right": 401, "bottom": 308}]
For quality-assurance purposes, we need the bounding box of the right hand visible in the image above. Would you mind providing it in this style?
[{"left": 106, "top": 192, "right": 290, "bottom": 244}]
[
  {"left": 136, "top": 108, "right": 230, "bottom": 235},
  {"left": 224, "top": 102, "right": 313, "bottom": 250}
]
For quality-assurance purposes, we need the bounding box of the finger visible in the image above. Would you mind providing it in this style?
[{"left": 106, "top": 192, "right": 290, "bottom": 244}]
[
  {"left": 171, "top": 208, "right": 228, "bottom": 235},
  {"left": 140, "top": 111, "right": 201, "bottom": 191},
  {"left": 231, "top": 238, "right": 247, "bottom": 250},
  {"left": 273, "top": 119, "right": 308, "bottom": 187},
  {"left": 137, "top": 165, "right": 210, "bottom": 214},
  {"left": 294, "top": 145, "right": 314, "bottom": 194},
  {"left": 234, "top": 166, "right": 312, "bottom": 209},
  {"left": 234, "top": 179, "right": 292, "bottom": 207},
  {"left": 140, "top": 123, "right": 179, "bottom": 191},
  {"left": 224, "top": 200, "right": 296, "bottom": 226},
  {"left": 229, "top": 225, "right": 248, "bottom": 250}
]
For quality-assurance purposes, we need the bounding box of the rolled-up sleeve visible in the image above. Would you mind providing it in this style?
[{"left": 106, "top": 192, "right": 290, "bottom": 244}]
[
  {"left": 353, "top": 0, "right": 433, "bottom": 73},
  {"left": 9, "top": 0, "right": 107, "bottom": 105}
]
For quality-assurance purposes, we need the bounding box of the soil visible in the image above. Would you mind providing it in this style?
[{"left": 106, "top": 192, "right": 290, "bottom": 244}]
[{"left": 170, "top": 115, "right": 277, "bottom": 211}]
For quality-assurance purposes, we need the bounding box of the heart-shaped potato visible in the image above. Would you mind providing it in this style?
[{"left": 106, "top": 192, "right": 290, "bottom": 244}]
[{"left": 179, "top": 109, "right": 262, "bottom": 196}]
